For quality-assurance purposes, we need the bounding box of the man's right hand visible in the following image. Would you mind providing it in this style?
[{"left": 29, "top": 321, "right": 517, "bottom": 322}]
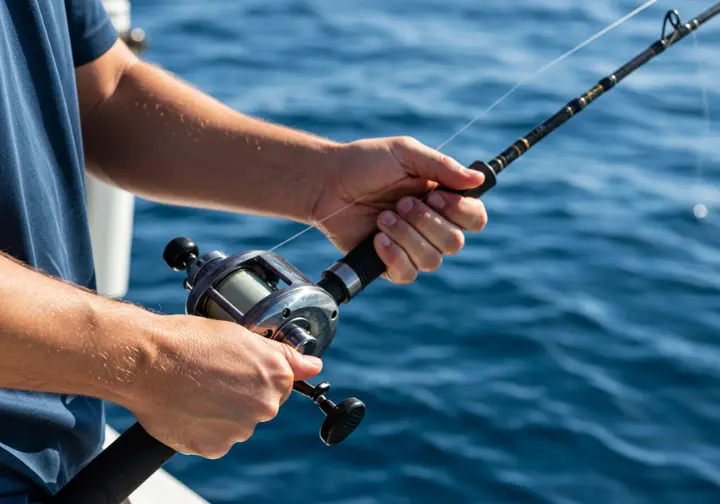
[{"left": 117, "top": 314, "right": 323, "bottom": 459}]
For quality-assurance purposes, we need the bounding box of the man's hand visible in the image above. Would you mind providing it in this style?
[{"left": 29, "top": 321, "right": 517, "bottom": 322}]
[
  {"left": 315, "top": 137, "right": 489, "bottom": 284},
  {"left": 117, "top": 314, "right": 323, "bottom": 459}
]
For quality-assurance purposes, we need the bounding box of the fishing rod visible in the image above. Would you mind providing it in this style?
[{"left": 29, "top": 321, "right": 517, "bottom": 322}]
[{"left": 48, "top": 4, "right": 720, "bottom": 504}]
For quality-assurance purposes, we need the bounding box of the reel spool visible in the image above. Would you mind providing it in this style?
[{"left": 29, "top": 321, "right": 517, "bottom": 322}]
[{"left": 163, "top": 237, "right": 366, "bottom": 446}]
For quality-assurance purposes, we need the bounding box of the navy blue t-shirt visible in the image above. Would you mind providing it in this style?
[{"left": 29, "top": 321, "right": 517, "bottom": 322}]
[{"left": 0, "top": 0, "right": 118, "bottom": 500}]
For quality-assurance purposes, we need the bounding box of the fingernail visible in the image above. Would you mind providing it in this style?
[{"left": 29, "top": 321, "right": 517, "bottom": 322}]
[
  {"left": 380, "top": 212, "right": 397, "bottom": 227},
  {"left": 397, "top": 197, "right": 414, "bottom": 215},
  {"left": 378, "top": 233, "right": 391, "bottom": 247},
  {"left": 303, "top": 355, "right": 322, "bottom": 367},
  {"left": 427, "top": 193, "right": 445, "bottom": 209}
]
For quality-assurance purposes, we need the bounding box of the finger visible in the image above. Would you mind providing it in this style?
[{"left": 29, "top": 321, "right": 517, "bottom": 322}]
[
  {"left": 274, "top": 342, "right": 323, "bottom": 382},
  {"left": 374, "top": 232, "right": 418, "bottom": 284},
  {"left": 198, "top": 425, "right": 257, "bottom": 459},
  {"left": 426, "top": 191, "right": 488, "bottom": 232},
  {"left": 395, "top": 196, "right": 465, "bottom": 256},
  {"left": 391, "top": 136, "right": 485, "bottom": 190},
  {"left": 186, "top": 433, "right": 236, "bottom": 460},
  {"left": 377, "top": 211, "right": 443, "bottom": 273}
]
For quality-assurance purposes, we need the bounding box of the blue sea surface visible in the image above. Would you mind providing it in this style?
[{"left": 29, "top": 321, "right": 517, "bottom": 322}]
[{"left": 108, "top": 1, "right": 720, "bottom": 503}]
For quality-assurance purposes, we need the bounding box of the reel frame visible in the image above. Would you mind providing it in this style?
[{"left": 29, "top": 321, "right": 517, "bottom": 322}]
[{"left": 180, "top": 248, "right": 340, "bottom": 356}]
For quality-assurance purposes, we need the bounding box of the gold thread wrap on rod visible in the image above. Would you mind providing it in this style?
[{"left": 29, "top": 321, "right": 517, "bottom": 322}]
[{"left": 483, "top": 2, "right": 720, "bottom": 175}]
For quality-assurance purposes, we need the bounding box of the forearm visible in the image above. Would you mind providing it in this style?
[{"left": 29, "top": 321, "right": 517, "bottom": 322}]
[
  {"left": 0, "top": 253, "right": 158, "bottom": 403},
  {"left": 82, "top": 59, "right": 342, "bottom": 224}
]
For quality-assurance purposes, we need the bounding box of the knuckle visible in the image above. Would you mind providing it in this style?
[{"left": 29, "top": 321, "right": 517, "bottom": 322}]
[
  {"left": 234, "top": 426, "right": 256, "bottom": 443},
  {"left": 183, "top": 439, "right": 204, "bottom": 457},
  {"left": 256, "top": 349, "right": 293, "bottom": 394},
  {"left": 396, "top": 135, "right": 416, "bottom": 147},
  {"left": 383, "top": 243, "right": 403, "bottom": 267},
  {"left": 406, "top": 201, "right": 427, "bottom": 224},
  {"left": 469, "top": 202, "right": 488, "bottom": 231},
  {"left": 383, "top": 246, "right": 417, "bottom": 284},
  {"left": 387, "top": 267, "right": 408, "bottom": 285},
  {"left": 392, "top": 136, "right": 419, "bottom": 159},
  {"left": 254, "top": 362, "right": 273, "bottom": 388},
  {"left": 407, "top": 269, "right": 419, "bottom": 283},
  {"left": 420, "top": 251, "right": 443, "bottom": 272},
  {"left": 192, "top": 440, "right": 231, "bottom": 460},
  {"left": 398, "top": 266, "right": 418, "bottom": 284},
  {"left": 471, "top": 214, "right": 487, "bottom": 232},
  {"left": 477, "top": 210, "right": 488, "bottom": 230},
  {"left": 173, "top": 441, "right": 198, "bottom": 457},
  {"left": 268, "top": 349, "right": 288, "bottom": 371},
  {"left": 265, "top": 351, "right": 289, "bottom": 377},
  {"left": 445, "top": 230, "right": 465, "bottom": 255},
  {"left": 272, "top": 353, "right": 295, "bottom": 389},
  {"left": 258, "top": 398, "right": 280, "bottom": 422}
]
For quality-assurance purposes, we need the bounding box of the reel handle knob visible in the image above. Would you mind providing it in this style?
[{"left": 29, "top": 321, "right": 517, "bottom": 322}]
[
  {"left": 319, "top": 397, "right": 366, "bottom": 446},
  {"left": 293, "top": 381, "right": 365, "bottom": 446},
  {"left": 163, "top": 237, "right": 199, "bottom": 271}
]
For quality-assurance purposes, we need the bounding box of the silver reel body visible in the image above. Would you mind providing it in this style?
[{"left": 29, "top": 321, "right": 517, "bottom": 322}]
[{"left": 182, "top": 248, "right": 339, "bottom": 356}]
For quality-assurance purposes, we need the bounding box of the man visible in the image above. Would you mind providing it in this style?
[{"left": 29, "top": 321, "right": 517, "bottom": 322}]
[{"left": 0, "top": 1, "right": 488, "bottom": 502}]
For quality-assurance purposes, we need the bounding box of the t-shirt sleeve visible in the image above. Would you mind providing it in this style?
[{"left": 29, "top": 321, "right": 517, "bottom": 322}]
[{"left": 64, "top": 0, "right": 119, "bottom": 68}]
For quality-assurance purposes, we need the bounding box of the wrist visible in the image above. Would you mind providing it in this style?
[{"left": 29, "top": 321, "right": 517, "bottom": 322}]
[
  {"left": 86, "top": 301, "right": 163, "bottom": 408},
  {"left": 306, "top": 141, "right": 347, "bottom": 225}
]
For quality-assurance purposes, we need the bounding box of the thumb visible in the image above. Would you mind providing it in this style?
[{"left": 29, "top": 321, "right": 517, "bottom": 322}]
[
  {"left": 274, "top": 341, "right": 323, "bottom": 381},
  {"left": 391, "top": 137, "right": 485, "bottom": 190}
]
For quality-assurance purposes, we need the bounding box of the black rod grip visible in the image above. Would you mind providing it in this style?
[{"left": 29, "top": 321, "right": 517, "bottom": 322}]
[
  {"left": 340, "top": 234, "right": 385, "bottom": 289},
  {"left": 48, "top": 422, "right": 176, "bottom": 504},
  {"left": 337, "top": 161, "right": 497, "bottom": 299}
]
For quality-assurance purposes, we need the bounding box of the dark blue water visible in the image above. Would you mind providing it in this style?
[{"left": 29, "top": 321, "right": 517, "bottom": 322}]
[{"left": 107, "top": 1, "right": 720, "bottom": 502}]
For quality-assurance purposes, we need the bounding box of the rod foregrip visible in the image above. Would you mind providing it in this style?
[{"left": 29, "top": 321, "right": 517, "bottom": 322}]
[
  {"left": 320, "top": 162, "right": 497, "bottom": 304},
  {"left": 49, "top": 422, "right": 176, "bottom": 504},
  {"left": 340, "top": 233, "right": 386, "bottom": 290}
]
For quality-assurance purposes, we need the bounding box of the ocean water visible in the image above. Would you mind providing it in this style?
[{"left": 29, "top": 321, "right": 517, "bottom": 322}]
[{"left": 107, "top": 1, "right": 720, "bottom": 503}]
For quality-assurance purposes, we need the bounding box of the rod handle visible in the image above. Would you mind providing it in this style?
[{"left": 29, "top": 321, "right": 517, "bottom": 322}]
[
  {"left": 48, "top": 422, "right": 176, "bottom": 504},
  {"left": 325, "top": 162, "right": 496, "bottom": 303}
]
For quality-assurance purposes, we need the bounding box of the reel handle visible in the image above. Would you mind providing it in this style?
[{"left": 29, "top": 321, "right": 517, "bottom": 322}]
[{"left": 321, "top": 161, "right": 496, "bottom": 304}]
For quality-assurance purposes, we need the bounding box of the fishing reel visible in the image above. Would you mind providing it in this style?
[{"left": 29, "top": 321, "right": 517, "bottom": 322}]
[{"left": 162, "top": 237, "right": 365, "bottom": 446}]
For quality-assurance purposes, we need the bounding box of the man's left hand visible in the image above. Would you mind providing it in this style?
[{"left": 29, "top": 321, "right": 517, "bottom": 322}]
[{"left": 315, "top": 136, "right": 489, "bottom": 284}]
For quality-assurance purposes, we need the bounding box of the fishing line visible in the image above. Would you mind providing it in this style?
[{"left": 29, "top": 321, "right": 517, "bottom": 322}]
[
  {"left": 268, "top": 0, "right": 661, "bottom": 253},
  {"left": 435, "top": 0, "right": 660, "bottom": 151},
  {"left": 690, "top": 30, "right": 713, "bottom": 219}
]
